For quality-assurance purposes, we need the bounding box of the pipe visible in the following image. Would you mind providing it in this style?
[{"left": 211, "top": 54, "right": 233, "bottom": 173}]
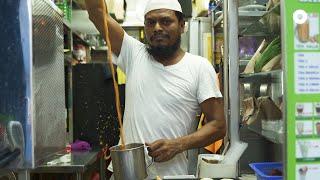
[{"left": 221, "top": 0, "right": 247, "bottom": 168}]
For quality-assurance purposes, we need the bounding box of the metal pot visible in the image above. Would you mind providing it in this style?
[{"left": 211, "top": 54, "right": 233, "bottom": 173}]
[{"left": 110, "top": 143, "right": 150, "bottom": 180}]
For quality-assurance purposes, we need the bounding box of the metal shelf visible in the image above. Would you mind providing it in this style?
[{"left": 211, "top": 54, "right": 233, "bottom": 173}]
[
  {"left": 248, "top": 126, "right": 284, "bottom": 144},
  {"left": 239, "top": 59, "right": 250, "bottom": 66},
  {"left": 240, "top": 69, "right": 282, "bottom": 83},
  {"left": 214, "top": 10, "right": 266, "bottom": 29},
  {"left": 72, "top": 31, "right": 91, "bottom": 46},
  {"left": 238, "top": 11, "right": 267, "bottom": 32},
  {"left": 63, "top": 19, "right": 71, "bottom": 30},
  {"left": 213, "top": 13, "right": 223, "bottom": 27},
  {"left": 240, "top": 3, "right": 280, "bottom": 36},
  {"left": 120, "top": 22, "right": 144, "bottom": 28}
]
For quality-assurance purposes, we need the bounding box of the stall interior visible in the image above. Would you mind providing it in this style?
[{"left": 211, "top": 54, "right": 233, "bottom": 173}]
[{"left": 0, "top": 0, "right": 288, "bottom": 179}]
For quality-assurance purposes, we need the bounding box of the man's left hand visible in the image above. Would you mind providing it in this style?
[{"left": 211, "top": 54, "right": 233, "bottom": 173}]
[{"left": 145, "top": 139, "right": 183, "bottom": 162}]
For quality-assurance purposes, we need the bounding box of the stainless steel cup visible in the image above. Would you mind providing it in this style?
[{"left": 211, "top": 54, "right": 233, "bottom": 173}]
[{"left": 110, "top": 143, "right": 149, "bottom": 180}]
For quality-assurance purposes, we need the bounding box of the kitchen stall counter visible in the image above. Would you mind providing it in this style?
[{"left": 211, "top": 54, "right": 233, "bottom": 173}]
[{"left": 31, "top": 149, "right": 106, "bottom": 180}]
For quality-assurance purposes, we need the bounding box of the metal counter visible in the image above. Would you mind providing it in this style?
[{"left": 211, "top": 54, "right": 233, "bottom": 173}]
[{"left": 31, "top": 149, "right": 106, "bottom": 180}]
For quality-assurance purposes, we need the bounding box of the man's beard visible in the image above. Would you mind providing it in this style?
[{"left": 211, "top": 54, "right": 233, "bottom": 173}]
[{"left": 146, "top": 36, "right": 181, "bottom": 60}]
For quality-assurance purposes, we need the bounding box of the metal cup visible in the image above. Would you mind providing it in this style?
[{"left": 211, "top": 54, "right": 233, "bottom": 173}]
[{"left": 110, "top": 143, "right": 151, "bottom": 180}]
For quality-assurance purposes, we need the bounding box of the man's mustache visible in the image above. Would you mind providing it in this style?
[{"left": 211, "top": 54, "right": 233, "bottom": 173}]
[{"left": 150, "top": 33, "right": 170, "bottom": 41}]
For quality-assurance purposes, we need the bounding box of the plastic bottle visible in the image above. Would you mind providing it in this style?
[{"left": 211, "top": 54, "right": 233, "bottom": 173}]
[{"left": 208, "top": 0, "right": 216, "bottom": 16}]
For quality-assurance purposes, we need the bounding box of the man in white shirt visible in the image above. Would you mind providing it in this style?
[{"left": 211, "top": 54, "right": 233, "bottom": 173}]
[{"left": 85, "top": 0, "right": 226, "bottom": 178}]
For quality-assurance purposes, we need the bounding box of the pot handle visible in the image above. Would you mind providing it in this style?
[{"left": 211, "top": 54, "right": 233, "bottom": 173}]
[
  {"left": 147, "top": 157, "right": 154, "bottom": 168},
  {"left": 145, "top": 145, "right": 154, "bottom": 168}
]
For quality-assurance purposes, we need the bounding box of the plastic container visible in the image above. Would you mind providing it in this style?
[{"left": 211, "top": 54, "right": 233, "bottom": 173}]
[
  {"left": 249, "top": 162, "right": 283, "bottom": 180},
  {"left": 196, "top": 154, "right": 237, "bottom": 178}
]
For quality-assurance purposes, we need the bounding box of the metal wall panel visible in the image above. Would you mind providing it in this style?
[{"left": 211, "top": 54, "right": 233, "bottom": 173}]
[
  {"left": 0, "top": 0, "right": 65, "bottom": 169},
  {"left": 32, "top": 0, "right": 66, "bottom": 165}
]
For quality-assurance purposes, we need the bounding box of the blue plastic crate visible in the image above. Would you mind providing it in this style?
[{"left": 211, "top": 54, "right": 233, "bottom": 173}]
[{"left": 249, "top": 162, "right": 283, "bottom": 180}]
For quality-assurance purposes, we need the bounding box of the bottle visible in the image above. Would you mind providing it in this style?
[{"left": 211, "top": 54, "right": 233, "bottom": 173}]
[{"left": 208, "top": 0, "right": 216, "bottom": 16}]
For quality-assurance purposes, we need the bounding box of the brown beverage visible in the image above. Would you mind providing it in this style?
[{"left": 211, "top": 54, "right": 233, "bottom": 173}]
[{"left": 296, "top": 21, "right": 310, "bottom": 43}]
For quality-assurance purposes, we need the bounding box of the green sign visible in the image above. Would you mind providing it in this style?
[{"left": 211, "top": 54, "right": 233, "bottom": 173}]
[
  {"left": 284, "top": 1, "right": 320, "bottom": 179},
  {"left": 298, "top": 0, "right": 320, "bottom": 2}
]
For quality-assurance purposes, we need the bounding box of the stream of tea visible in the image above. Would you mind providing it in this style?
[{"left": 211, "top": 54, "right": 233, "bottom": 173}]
[{"left": 100, "top": 0, "right": 125, "bottom": 149}]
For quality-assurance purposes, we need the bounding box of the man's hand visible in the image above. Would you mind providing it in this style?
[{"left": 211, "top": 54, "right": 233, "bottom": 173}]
[{"left": 145, "top": 139, "right": 183, "bottom": 162}]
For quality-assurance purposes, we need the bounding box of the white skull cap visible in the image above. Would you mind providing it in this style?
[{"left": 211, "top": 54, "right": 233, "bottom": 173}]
[{"left": 144, "top": 0, "right": 183, "bottom": 16}]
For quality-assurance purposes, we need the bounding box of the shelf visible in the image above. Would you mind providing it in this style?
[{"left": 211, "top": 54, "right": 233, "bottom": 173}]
[
  {"left": 120, "top": 22, "right": 144, "bottom": 28},
  {"left": 213, "top": 13, "right": 223, "bottom": 27},
  {"left": 239, "top": 59, "right": 250, "bottom": 66},
  {"left": 92, "top": 46, "right": 108, "bottom": 51},
  {"left": 240, "top": 3, "right": 280, "bottom": 36},
  {"left": 238, "top": 11, "right": 267, "bottom": 32},
  {"left": 239, "top": 69, "right": 282, "bottom": 83},
  {"left": 72, "top": 31, "right": 91, "bottom": 46},
  {"left": 64, "top": 49, "right": 71, "bottom": 53},
  {"left": 214, "top": 10, "right": 266, "bottom": 28},
  {"left": 63, "top": 19, "right": 71, "bottom": 30},
  {"left": 247, "top": 118, "right": 284, "bottom": 144},
  {"left": 248, "top": 126, "right": 284, "bottom": 144}
]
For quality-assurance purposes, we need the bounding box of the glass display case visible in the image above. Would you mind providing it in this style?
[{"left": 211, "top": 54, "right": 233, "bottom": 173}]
[
  {"left": 222, "top": 0, "right": 320, "bottom": 179},
  {"left": 215, "top": 0, "right": 284, "bottom": 177},
  {"left": 237, "top": 0, "right": 284, "bottom": 174}
]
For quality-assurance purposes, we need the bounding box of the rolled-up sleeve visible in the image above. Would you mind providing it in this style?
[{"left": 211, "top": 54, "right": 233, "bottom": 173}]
[
  {"left": 197, "top": 60, "right": 222, "bottom": 104},
  {"left": 112, "top": 33, "right": 144, "bottom": 74}
]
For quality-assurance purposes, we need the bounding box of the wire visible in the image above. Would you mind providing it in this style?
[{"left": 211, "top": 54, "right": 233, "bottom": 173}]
[
  {"left": 6, "top": 171, "right": 16, "bottom": 180},
  {"left": 12, "top": 171, "right": 16, "bottom": 180}
]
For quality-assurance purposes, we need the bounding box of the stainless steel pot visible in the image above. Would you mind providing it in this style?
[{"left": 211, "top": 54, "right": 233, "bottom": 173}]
[{"left": 110, "top": 143, "right": 151, "bottom": 180}]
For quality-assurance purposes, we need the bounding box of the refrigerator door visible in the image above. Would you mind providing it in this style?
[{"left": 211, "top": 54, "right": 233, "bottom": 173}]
[
  {"left": 0, "top": 0, "right": 66, "bottom": 169},
  {"left": 32, "top": 0, "right": 66, "bottom": 167},
  {"left": 0, "top": 0, "right": 33, "bottom": 169}
]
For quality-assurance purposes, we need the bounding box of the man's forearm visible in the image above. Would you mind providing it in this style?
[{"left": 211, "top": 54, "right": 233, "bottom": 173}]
[{"left": 176, "top": 120, "right": 226, "bottom": 152}]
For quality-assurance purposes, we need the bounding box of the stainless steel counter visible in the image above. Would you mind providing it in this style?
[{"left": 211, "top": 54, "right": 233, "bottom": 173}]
[{"left": 31, "top": 149, "right": 106, "bottom": 180}]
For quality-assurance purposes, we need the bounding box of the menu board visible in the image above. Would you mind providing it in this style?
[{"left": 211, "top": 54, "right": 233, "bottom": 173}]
[
  {"left": 285, "top": 2, "right": 320, "bottom": 180},
  {"left": 299, "top": 0, "right": 320, "bottom": 2},
  {"left": 295, "top": 53, "right": 320, "bottom": 93}
]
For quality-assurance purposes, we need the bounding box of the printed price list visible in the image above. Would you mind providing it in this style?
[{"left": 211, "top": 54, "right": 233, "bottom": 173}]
[{"left": 295, "top": 52, "right": 320, "bottom": 94}]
